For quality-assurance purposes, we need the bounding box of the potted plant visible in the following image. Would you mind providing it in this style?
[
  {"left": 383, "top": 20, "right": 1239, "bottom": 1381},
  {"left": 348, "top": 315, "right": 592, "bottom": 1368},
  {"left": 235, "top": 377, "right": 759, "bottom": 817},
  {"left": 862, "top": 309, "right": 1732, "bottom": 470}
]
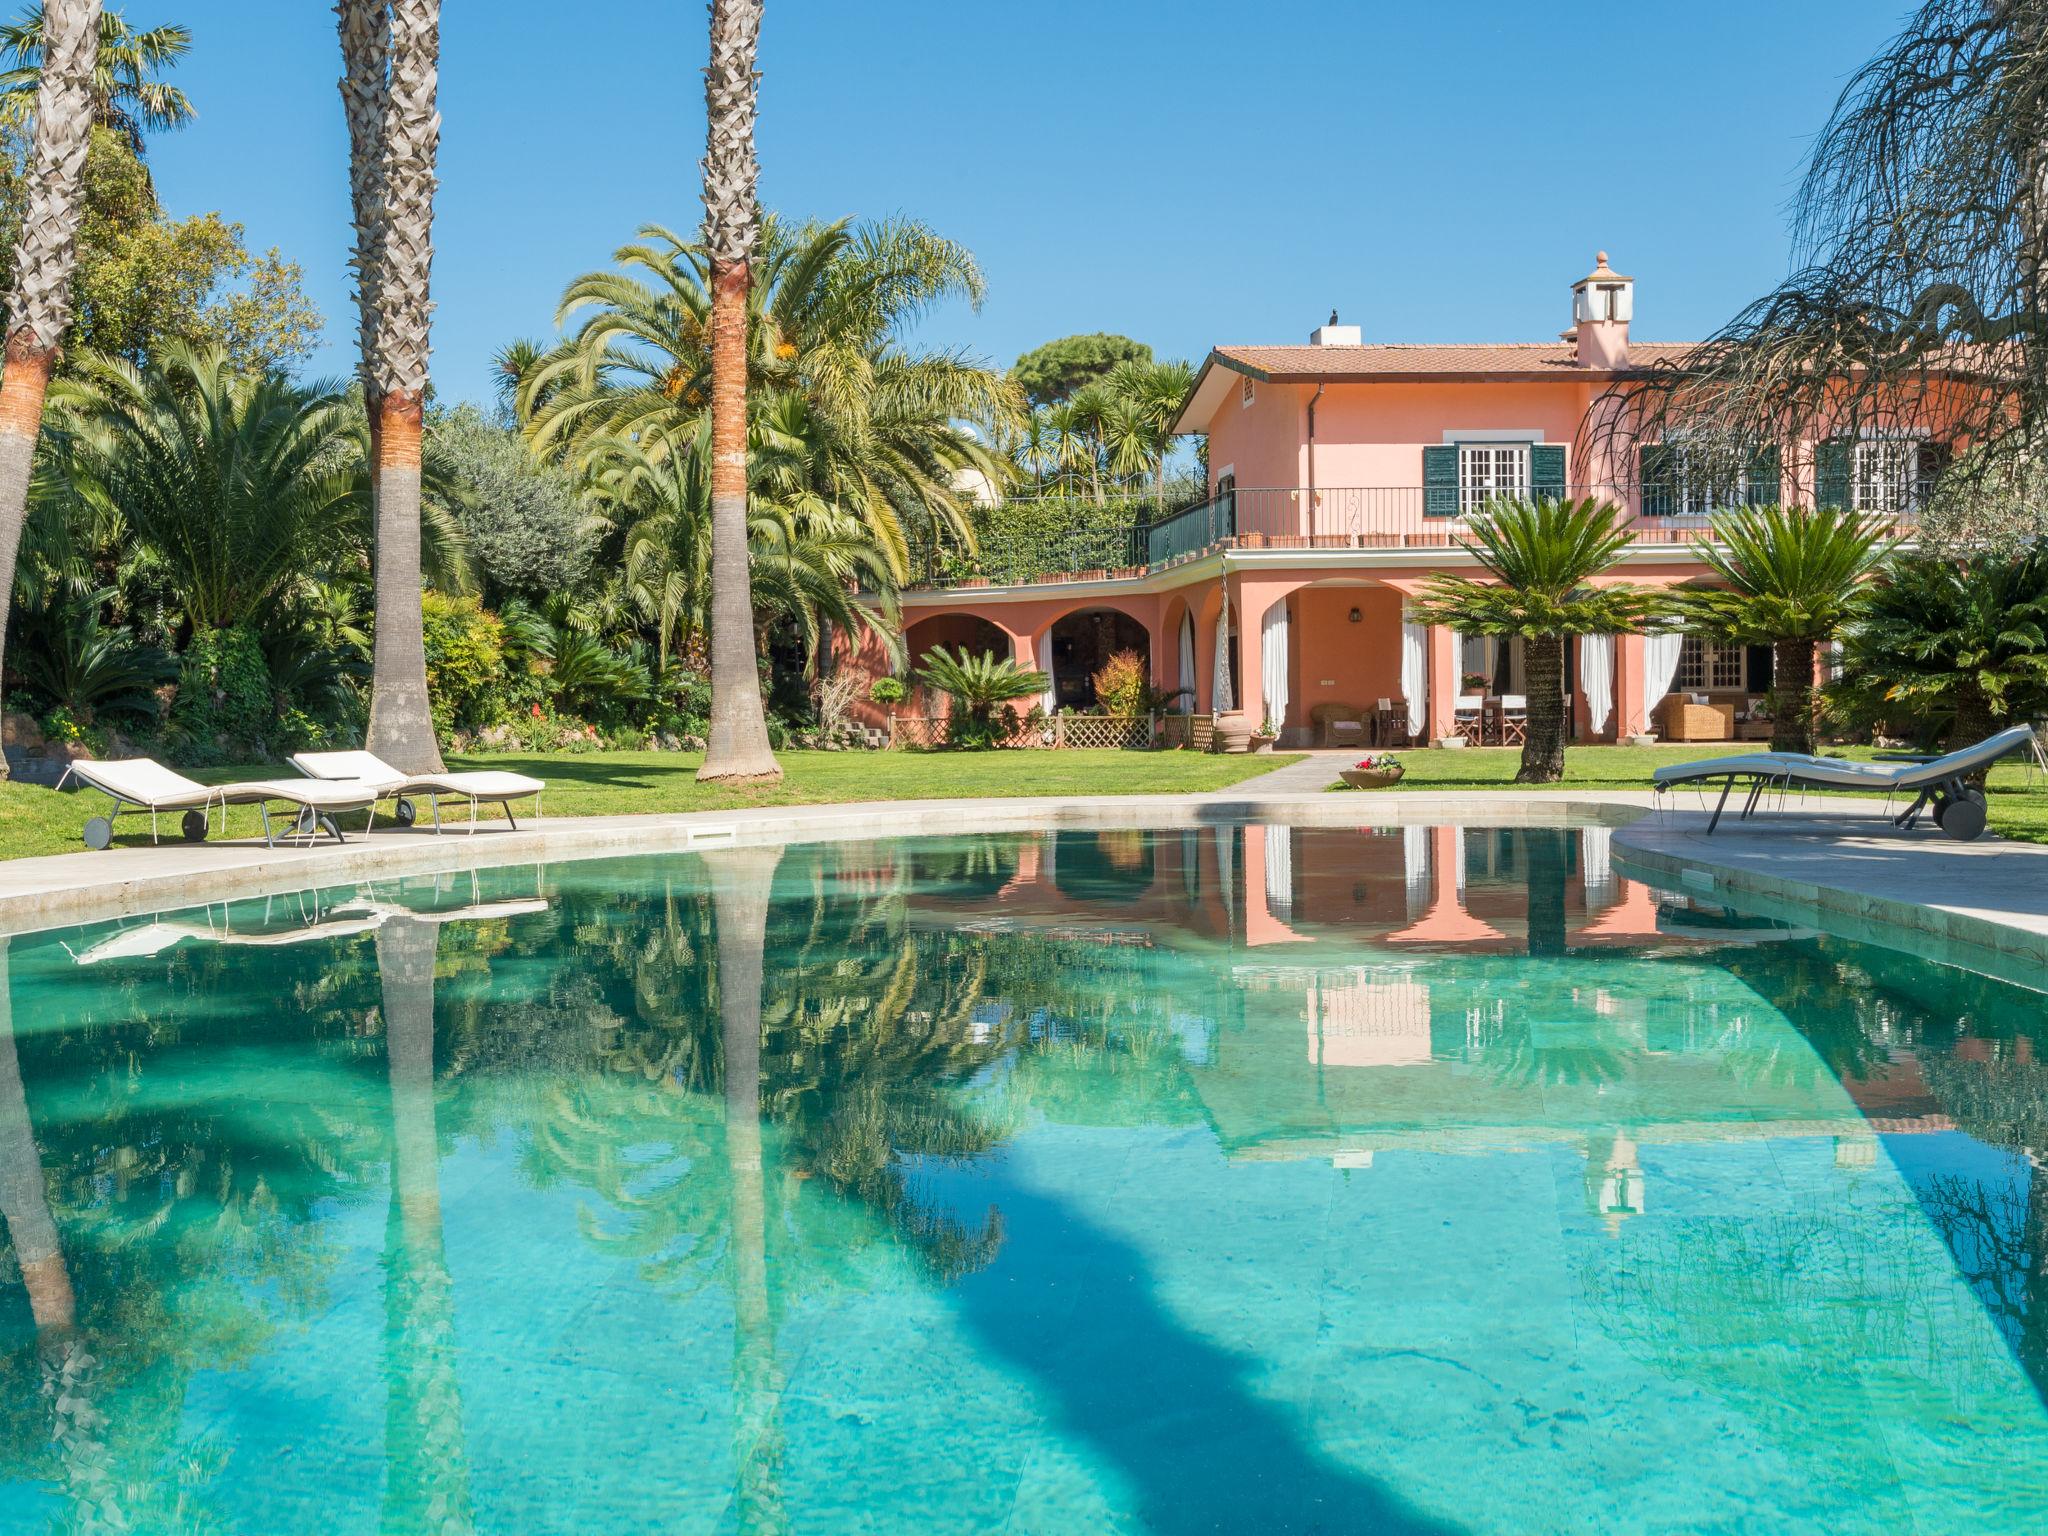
[
  {"left": 1340, "top": 751, "right": 1405, "bottom": 789},
  {"left": 1250, "top": 716, "right": 1279, "bottom": 753}
]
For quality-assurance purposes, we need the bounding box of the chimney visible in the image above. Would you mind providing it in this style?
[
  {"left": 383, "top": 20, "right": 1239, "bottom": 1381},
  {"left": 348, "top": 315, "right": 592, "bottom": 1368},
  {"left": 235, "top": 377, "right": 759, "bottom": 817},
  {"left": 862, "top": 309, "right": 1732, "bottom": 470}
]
[
  {"left": 1310, "top": 308, "right": 1362, "bottom": 346},
  {"left": 1571, "top": 252, "right": 1632, "bottom": 369}
]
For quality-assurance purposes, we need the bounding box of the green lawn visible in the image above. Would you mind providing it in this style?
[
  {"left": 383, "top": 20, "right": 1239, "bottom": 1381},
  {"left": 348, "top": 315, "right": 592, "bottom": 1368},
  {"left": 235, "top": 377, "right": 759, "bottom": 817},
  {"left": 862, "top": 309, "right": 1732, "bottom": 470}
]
[
  {"left": 1360, "top": 742, "right": 2048, "bottom": 844},
  {"left": 0, "top": 749, "right": 1303, "bottom": 863},
  {"left": 10, "top": 740, "right": 2046, "bottom": 864}
]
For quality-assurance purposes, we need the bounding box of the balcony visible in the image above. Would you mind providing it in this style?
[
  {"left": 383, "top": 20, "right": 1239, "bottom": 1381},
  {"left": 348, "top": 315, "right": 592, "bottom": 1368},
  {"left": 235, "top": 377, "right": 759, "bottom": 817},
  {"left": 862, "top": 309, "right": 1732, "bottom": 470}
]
[{"left": 908, "top": 486, "right": 1918, "bottom": 592}]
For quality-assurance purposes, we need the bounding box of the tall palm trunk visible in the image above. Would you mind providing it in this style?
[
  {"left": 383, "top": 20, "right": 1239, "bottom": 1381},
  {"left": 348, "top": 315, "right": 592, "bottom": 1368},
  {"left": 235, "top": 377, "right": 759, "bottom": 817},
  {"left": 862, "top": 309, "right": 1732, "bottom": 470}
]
[
  {"left": 709, "top": 847, "right": 786, "bottom": 1532},
  {"left": 340, "top": 0, "right": 445, "bottom": 774},
  {"left": 0, "top": 943, "right": 125, "bottom": 1532},
  {"left": 0, "top": 0, "right": 98, "bottom": 780},
  {"left": 697, "top": 0, "right": 780, "bottom": 784},
  {"left": 377, "top": 917, "right": 475, "bottom": 1536},
  {"left": 1516, "top": 633, "right": 1568, "bottom": 783},
  {"left": 1523, "top": 828, "right": 1569, "bottom": 956},
  {"left": 1770, "top": 635, "right": 1818, "bottom": 755}
]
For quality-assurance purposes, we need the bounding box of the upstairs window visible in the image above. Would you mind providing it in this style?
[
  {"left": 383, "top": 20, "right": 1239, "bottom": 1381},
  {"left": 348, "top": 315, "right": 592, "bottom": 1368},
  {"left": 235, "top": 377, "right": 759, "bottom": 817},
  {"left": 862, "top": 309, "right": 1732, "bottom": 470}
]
[
  {"left": 1458, "top": 444, "right": 1528, "bottom": 514},
  {"left": 1851, "top": 439, "right": 1918, "bottom": 514},
  {"left": 1641, "top": 441, "right": 1779, "bottom": 517},
  {"left": 1817, "top": 436, "right": 1945, "bottom": 513}
]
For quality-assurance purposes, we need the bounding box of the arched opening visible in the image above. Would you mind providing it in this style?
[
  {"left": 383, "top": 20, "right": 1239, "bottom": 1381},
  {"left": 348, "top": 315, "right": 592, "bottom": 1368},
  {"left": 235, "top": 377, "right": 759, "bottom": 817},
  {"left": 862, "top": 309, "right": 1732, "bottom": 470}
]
[
  {"left": 1047, "top": 608, "right": 1150, "bottom": 712},
  {"left": 903, "top": 613, "right": 1011, "bottom": 714},
  {"left": 1053, "top": 829, "right": 1156, "bottom": 904}
]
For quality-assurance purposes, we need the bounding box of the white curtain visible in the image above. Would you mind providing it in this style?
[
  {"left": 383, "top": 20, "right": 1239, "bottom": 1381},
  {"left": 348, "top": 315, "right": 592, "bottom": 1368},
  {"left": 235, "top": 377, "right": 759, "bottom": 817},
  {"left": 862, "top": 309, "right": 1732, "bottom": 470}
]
[
  {"left": 1403, "top": 823, "right": 1430, "bottom": 919},
  {"left": 1260, "top": 601, "right": 1290, "bottom": 732},
  {"left": 1263, "top": 824, "right": 1293, "bottom": 916},
  {"left": 1213, "top": 603, "right": 1235, "bottom": 714},
  {"left": 1177, "top": 612, "right": 1197, "bottom": 713},
  {"left": 1040, "top": 644, "right": 1057, "bottom": 716},
  {"left": 1581, "top": 634, "right": 1615, "bottom": 735},
  {"left": 1582, "top": 824, "right": 1615, "bottom": 910},
  {"left": 1642, "top": 631, "right": 1684, "bottom": 728},
  {"left": 1400, "top": 622, "right": 1428, "bottom": 740}
]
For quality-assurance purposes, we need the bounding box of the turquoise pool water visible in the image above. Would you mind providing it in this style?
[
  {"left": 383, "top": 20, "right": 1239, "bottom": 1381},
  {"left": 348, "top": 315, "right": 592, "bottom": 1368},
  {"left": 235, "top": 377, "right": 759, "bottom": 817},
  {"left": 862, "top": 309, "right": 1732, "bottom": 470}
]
[{"left": 0, "top": 824, "right": 2045, "bottom": 1533}]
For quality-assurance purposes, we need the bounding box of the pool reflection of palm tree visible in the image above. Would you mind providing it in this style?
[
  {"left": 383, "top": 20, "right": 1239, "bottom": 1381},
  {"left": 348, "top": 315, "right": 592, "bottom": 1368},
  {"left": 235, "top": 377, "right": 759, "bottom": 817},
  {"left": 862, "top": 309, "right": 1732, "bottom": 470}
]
[
  {"left": 376, "top": 917, "right": 475, "bottom": 1536},
  {"left": 707, "top": 848, "right": 787, "bottom": 1535},
  {"left": 0, "top": 939, "right": 126, "bottom": 1532}
]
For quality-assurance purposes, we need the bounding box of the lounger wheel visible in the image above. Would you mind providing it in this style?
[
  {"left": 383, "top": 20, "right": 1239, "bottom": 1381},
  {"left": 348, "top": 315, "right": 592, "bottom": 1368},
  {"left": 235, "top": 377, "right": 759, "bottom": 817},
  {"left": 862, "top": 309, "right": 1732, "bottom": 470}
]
[
  {"left": 180, "top": 809, "right": 208, "bottom": 843},
  {"left": 393, "top": 796, "right": 417, "bottom": 827},
  {"left": 82, "top": 816, "right": 112, "bottom": 850},
  {"left": 1935, "top": 794, "right": 1988, "bottom": 841}
]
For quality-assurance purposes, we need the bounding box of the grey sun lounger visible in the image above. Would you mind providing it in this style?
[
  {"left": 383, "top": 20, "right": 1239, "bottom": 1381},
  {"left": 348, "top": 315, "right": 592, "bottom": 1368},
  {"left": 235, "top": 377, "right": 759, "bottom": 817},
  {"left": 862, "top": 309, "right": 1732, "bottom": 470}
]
[
  {"left": 1651, "top": 724, "right": 2040, "bottom": 840},
  {"left": 288, "top": 750, "right": 545, "bottom": 832},
  {"left": 56, "top": 758, "right": 387, "bottom": 849}
]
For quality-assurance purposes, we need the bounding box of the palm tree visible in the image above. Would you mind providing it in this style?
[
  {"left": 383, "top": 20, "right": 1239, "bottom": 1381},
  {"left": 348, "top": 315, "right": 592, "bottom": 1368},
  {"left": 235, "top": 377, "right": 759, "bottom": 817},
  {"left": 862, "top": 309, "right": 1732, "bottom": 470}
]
[
  {"left": 915, "top": 644, "right": 1048, "bottom": 749},
  {"left": 1666, "top": 504, "right": 1897, "bottom": 753},
  {"left": 0, "top": 0, "right": 94, "bottom": 784},
  {"left": 338, "top": 0, "right": 445, "bottom": 774},
  {"left": 694, "top": 0, "right": 779, "bottom": 783},
  {"left": 584, "top": 432, "right": 899, "bottom": 674},
  {"left": 55, "top": 343, "right": 363, "bottom": 632},
  {"left": 1100, "top": 357, "right": 1193, "bottom": 505},
  {"left": 1836, "top": 547, "right": 2048, "bottom": 751},
  {"left": 0, "top": 4, "right": 190, "bottom": 155},
  {"left": 525, "top": 219, "right": 1013, "bottom": 589},
  {"left": 1406, "top": 496, "right": 1652, "bottom": 783}
]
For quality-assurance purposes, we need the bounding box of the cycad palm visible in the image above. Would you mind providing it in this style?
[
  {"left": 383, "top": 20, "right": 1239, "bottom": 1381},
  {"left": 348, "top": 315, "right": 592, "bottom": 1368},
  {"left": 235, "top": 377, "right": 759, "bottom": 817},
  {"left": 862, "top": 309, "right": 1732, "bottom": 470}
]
[
  {"left": 54, "top": 343, "right": 360, "bottom": 632},
  {"left": 1407, "top": 496, "right": 1651, "bottom": 782},
  {"left": 0, "top": 4, "right": 190, "bottom": 155},
  {"left": 1837, "top": 549, "right": 2048, "bottom": 750},
  {"left": 1667, "top": 504, "right": 1897, "bottom": 753},
  {"left": 0, "top": 0, "right": 100, "bottom": 785}
]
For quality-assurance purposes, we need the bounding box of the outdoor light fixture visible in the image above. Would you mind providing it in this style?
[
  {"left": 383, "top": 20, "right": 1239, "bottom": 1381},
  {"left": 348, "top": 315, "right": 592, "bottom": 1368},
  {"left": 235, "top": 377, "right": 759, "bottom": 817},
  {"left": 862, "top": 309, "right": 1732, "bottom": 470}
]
[{"left": 1348, "top": 607, "right": 1362, "bottom": 623}]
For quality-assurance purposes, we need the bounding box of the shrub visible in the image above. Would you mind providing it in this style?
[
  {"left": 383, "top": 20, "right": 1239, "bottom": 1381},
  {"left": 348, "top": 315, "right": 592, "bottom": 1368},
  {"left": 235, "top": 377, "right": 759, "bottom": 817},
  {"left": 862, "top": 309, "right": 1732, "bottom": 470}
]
[
  {"left": 169, "top": 626, "right": 272, "bottom": 757},
  {"left": 421, "top": 592, "right": 508, "bottom": 739},
  {"left": 430, "top": 403, "right": 592, "bottom": 599},
  {"left": 916, "top": 646, "right": 1048, "bottom": 750},
  {"left": 1091, "top": 649, "right": 1148, "bottom": 717},
  {"left": 869, "top": 675, "right": 907, "bottom": 706}
]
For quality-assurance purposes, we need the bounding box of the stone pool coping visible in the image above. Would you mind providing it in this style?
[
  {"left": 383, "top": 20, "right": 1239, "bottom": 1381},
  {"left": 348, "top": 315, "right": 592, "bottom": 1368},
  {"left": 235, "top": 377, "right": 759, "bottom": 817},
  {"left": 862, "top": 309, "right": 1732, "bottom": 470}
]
[{"left": 5, "top": 787, "right": 2047, "bottom": 991}]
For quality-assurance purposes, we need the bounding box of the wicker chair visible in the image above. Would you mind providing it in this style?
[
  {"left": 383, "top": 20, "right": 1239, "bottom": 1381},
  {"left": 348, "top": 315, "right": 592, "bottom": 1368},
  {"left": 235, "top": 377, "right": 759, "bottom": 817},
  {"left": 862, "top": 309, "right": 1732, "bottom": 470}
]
[
  {"left": 1655, "top": 694, "right": 1735, "bottom": 742},
  {"left": 1311, "top": 703, "right": 1367, "bottom": 749}
]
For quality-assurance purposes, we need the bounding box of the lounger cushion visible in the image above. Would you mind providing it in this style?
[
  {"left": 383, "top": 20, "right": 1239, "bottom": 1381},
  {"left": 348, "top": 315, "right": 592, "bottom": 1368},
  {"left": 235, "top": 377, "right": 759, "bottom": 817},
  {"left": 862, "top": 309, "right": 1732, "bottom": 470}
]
[
  {"left": 290, "top": 750, "right": 544, "bottom": 800},
  {"left": 1654, "top": 725, "right": 2038, "bottom": 791},
  {"left": 65, "top": 758, "right": 214, "bottom": 807},
  {"left": 215, "top": 778, "right": 384, "bottom": 809}
]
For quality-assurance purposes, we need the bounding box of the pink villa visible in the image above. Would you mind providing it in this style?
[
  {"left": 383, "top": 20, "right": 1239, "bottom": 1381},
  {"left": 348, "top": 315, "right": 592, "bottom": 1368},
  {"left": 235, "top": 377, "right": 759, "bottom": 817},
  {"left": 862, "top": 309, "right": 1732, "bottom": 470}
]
[{"left": 841, "top": 254, "right": 1948, "bottom": 748}]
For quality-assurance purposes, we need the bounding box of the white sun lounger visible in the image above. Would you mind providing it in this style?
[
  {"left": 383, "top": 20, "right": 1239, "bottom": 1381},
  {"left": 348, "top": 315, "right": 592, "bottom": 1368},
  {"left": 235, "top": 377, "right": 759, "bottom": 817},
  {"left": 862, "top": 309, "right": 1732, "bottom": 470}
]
[
  {"left": 288, "top": 750, "right": 545, "bottom": 832},
  {"left": 56, "top": 758, "right": 385, "bottom": 849},
  {"left": 1651, "top": 724, "right": 2039, "bottom": 840}
]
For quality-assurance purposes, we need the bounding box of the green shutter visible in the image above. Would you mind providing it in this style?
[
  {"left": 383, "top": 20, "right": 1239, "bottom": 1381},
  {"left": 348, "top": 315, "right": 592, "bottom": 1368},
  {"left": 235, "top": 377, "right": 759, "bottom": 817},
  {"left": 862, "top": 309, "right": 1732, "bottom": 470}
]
[
  {"left": 1816, "top": 438, "right": 1851, "bottom": 510},
  {"left": 1530, "top": 443, "right": 1567, "bottom": 501},
  {"left": 1744, "top": 445, "right": 1780, "bottom": 507},
  {"left": 1639, "top": 443, "right": 1675, "bottom": 517},
  {"left": 1423, "top": 445, "right": 1457, "bottom": 516}
]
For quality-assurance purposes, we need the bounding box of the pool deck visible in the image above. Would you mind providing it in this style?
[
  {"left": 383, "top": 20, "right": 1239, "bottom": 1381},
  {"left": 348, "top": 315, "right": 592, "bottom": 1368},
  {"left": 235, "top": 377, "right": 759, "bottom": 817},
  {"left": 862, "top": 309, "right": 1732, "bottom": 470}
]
[{"left": 5, "top": 759, "right": 2046, "bottom": 986}]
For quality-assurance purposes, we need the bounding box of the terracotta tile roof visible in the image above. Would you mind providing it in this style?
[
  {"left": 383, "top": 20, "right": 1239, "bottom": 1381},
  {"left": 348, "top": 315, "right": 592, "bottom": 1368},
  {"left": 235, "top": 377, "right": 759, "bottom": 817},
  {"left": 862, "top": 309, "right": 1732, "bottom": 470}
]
[{"left": 1211, "top": 341, "right": 1701, "bottom": 379}]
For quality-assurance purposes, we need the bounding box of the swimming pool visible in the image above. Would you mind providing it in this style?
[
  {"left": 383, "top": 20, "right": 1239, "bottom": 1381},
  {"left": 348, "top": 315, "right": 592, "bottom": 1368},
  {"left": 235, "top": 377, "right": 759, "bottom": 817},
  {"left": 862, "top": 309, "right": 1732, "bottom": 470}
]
[{"left": 0, "top": 823, "right": 2043, "bottom": 1533}]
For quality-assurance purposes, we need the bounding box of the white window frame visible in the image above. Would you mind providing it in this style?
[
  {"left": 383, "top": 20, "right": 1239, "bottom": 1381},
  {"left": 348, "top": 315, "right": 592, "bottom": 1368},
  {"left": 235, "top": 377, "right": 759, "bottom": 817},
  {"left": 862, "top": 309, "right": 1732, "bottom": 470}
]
[
  {"left": 1457, "top": 443, "right": 1530, "bottom": 514},
  {"left": 1850, "top": 435, "right": 1922, "bottom": 514}
]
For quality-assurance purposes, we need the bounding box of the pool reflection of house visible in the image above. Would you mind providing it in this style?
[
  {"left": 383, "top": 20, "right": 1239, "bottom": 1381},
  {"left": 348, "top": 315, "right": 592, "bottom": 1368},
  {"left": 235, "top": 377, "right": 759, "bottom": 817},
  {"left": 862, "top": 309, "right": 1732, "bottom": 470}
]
[{"left": 895, "top": 824, "right": 1956, "bottom": 1231}]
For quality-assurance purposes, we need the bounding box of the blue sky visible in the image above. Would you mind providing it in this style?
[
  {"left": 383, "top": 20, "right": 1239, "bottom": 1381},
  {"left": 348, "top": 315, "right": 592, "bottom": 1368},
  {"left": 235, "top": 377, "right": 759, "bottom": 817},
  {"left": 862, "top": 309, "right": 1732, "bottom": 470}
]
[{"left": 145, "top": 0, "right": 1909, "bottom": 409}]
